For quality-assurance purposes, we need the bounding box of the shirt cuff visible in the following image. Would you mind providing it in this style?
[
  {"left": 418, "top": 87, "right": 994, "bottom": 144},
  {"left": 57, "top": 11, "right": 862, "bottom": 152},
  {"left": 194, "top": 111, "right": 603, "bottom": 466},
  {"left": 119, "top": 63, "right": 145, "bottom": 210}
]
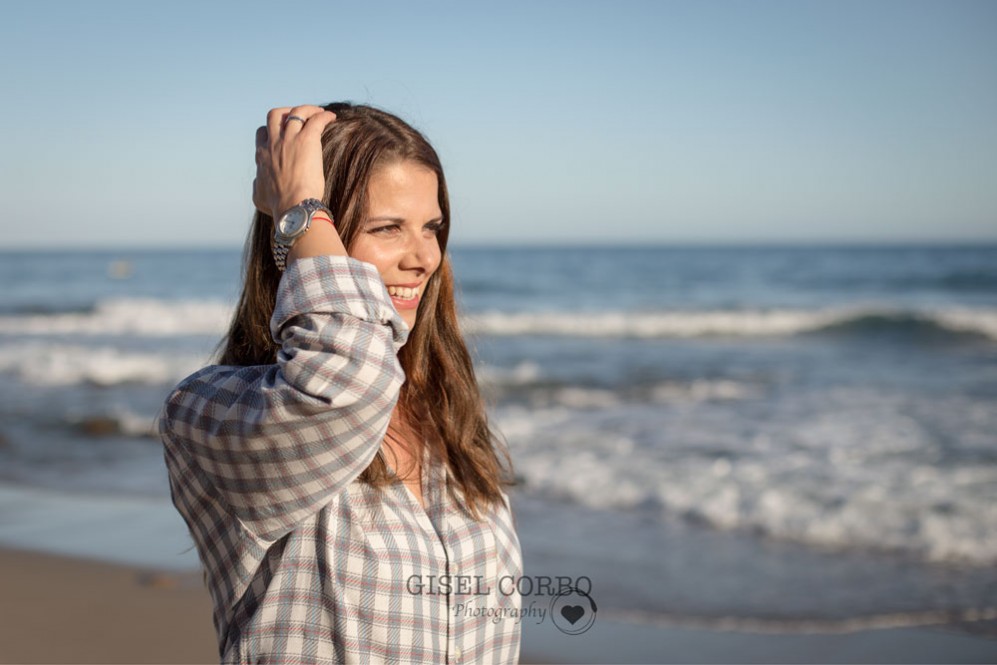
[{"left": 270, "top": 254, "right": 410, "bottom": 351}]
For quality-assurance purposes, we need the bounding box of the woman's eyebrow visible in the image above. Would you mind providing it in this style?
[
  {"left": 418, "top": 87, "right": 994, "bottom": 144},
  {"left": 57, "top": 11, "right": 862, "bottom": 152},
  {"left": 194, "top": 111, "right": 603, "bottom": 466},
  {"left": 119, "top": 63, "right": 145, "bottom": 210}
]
[{"left": 366, "top": 216, "right": 444, "bottom": 224}]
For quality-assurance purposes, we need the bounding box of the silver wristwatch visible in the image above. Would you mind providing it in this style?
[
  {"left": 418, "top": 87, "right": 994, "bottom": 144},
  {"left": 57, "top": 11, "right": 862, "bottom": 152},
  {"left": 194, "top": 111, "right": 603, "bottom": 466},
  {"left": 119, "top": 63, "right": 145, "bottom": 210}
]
[{"left": 272, "top": 198, "right": 334, "bottom": 272}]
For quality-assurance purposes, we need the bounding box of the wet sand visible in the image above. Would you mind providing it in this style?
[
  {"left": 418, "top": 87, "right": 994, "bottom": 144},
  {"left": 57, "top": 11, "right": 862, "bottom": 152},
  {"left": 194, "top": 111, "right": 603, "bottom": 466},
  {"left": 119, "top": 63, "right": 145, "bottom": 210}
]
[
  {"left": 0, "top": 546, "right": 217, "bottom": 663},
  {"left": 2, "top": 545, "right": 995, "bottom": 664}
]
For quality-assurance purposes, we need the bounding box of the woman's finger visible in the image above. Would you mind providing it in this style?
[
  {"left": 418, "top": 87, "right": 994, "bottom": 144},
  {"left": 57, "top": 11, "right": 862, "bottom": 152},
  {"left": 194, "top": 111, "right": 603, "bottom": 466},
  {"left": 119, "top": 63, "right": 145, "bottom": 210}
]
[
  {"left": 255, "top": 126, "right": 269, "bottom": 167},
  {"left": 281, "top": 115, "right": 306, "bottom": 136},
  {"left": 279, "top": 105, "right": 325, "bottom": 139},
  {"left": 254, "top": 175, "right": 276, "bottom": 214},
  {"left": 298, "top": 110, "right": 337, "bottom": 139},
  {"left": 266, "top": 107, "right": 292, "bottom": 147},
  {"left": 286, "top": 104, "right": 326, "bottom": 120}
]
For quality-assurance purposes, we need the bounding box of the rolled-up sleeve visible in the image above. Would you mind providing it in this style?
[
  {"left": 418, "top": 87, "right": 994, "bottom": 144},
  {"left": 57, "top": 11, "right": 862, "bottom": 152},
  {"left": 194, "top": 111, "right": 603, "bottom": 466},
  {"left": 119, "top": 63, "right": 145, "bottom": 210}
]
[{"left": 159, "top": 254, "right": 409, "bottom": 542}]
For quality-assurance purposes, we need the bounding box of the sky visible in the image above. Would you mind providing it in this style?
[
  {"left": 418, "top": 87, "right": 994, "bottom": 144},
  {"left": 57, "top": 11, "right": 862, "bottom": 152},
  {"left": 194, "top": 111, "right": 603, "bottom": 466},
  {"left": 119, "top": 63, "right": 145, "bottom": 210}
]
[{"left": 1, "top": 0, "right": 995, "bottom": 248}]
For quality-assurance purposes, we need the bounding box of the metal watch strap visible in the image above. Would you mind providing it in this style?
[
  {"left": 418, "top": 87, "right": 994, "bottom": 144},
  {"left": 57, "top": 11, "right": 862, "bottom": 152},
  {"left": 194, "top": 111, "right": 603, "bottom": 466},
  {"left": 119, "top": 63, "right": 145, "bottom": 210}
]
[
  {"left": 273, "top": 240, "right": 292, "bottom": 272},
  {"left": 272, "top": 199, "right": 334, "bottom": 272},
  {"left": 296, "top": 198, "right": 331, "bottom": 218}
]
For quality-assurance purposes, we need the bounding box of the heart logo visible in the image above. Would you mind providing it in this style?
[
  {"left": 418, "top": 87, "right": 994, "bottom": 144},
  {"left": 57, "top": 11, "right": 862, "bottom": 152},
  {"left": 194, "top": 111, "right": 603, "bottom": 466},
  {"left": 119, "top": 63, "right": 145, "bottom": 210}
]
[{"left": 561, "top": 604, "right": 585, "bottom": 625}]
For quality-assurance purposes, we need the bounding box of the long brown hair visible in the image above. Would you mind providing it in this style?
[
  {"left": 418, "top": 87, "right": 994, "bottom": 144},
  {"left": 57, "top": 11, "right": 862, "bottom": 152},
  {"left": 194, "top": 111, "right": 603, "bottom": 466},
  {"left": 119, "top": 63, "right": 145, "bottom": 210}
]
[{"left": 216, "top": 102, "right": 514, "bottom": 520}]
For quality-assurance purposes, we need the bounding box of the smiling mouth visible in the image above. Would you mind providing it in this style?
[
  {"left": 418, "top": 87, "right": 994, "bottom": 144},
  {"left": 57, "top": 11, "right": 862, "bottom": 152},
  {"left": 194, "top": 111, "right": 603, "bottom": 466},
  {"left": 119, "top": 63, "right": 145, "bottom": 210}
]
[{"left": 386, "top": 285, "right": 420, "bottom": 300}]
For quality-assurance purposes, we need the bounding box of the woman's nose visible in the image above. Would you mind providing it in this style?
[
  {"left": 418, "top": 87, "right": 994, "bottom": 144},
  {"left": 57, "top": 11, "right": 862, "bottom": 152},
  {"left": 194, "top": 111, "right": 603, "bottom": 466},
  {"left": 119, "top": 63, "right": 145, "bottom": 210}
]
[{"left": 401, "top": 231, "right": 439, "bottom": 272}]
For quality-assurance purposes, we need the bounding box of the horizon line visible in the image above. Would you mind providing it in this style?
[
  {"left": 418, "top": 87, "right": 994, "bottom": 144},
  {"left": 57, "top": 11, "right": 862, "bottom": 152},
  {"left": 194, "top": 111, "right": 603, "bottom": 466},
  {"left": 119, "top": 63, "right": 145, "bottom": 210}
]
[{"left": 3, "top": 238, "right": 997, "bottom": 252}]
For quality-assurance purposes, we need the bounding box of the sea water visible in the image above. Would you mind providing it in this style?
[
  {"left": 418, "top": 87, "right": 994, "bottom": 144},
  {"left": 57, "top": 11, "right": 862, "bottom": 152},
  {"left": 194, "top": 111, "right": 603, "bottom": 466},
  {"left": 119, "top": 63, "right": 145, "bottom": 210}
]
[{"left": 0, "top": 245, "right": 995, "bottom": 633}]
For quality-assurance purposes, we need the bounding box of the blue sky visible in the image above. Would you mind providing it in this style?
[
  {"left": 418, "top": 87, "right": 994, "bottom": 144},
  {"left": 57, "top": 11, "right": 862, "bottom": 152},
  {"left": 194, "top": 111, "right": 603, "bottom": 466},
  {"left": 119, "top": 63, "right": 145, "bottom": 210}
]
[{"left": 1, "top": 0, "right": 995, "bottom": 247}]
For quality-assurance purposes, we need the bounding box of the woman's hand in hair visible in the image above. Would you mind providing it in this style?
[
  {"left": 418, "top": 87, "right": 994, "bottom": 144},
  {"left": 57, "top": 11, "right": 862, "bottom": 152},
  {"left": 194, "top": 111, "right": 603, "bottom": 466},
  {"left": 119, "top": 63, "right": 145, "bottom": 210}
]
[{"left": 253, "top": 105, "right": 336, "bottom": 219}]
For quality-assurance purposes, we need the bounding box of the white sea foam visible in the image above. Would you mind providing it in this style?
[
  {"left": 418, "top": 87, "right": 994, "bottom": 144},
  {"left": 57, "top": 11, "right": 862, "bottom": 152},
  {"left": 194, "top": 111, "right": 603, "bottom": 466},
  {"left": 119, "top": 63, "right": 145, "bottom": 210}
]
[
  {"left": 0, "top": 298, "right": 232, "bottom": 337},
  {"left": 463, "top": 307, "right": 841, "bottom": 337},
  {"left": 495, "top": 387, "right": 997, "bottom": 566},
  {"left": 650, "top": 379, "right": 760, "bottom": 402},
  {"left": 928, "top": 305, "right": 997, "bottom": 340},
  {"left": 475, "top": 360, "right": 543, "bottom": 385},
  {"left": 462, "top": 304, "right": 997, "bottom": 340},
  {"left": 0, "top": 343, "right": 208, "bottom": 386}
]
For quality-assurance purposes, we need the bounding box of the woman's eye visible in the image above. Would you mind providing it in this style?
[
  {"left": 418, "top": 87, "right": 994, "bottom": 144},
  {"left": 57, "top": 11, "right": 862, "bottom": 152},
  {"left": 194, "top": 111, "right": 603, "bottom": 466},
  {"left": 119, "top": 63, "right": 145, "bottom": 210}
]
[{"left": 369, "top": 221, "right": 445, "bottom": 235}]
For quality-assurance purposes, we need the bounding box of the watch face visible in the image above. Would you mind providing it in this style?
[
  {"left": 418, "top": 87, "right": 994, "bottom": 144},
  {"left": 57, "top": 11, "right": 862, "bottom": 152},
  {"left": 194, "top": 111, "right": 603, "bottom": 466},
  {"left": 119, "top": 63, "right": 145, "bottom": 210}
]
[{"left": 278, "top": 208, "right": 308, "bottom": 238}]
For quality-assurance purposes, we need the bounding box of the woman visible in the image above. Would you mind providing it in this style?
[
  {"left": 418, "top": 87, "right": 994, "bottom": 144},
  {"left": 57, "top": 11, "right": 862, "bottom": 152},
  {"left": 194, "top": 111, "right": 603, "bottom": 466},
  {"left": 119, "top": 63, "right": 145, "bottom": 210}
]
[{"left": 159, "top": 102, "right": 523, "bottom": 664}]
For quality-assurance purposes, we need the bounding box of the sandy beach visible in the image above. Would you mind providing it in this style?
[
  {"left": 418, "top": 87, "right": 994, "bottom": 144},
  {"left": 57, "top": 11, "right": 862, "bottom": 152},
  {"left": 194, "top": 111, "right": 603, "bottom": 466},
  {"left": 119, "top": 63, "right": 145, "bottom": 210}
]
[
  {"left": 2, "top": 545, "right": 996, "bottom": 664},
  {"left": 0, "top": 547, "right": 217, "bottom": 663}
]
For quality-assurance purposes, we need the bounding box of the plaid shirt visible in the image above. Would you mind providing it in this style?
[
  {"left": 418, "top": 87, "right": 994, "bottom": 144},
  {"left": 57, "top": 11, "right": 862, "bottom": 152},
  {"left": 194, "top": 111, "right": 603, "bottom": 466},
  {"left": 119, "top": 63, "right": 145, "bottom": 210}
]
[{"left": 159, "top": 255, "right": 523, "bottom": 664}]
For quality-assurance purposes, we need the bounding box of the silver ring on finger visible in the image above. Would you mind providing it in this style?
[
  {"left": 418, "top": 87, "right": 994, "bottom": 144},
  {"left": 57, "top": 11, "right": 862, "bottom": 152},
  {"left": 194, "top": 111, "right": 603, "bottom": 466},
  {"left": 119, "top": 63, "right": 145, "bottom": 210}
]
[{"left": 284, "top": 115, "right": 306, "bottom": 126}]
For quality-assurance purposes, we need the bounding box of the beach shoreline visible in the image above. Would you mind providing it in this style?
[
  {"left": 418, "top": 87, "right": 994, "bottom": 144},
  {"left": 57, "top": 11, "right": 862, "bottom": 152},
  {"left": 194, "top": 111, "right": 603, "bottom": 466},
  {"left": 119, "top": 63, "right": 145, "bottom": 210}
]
[{"left": 2, "top": 545, "right": 995, "bottom": 664}]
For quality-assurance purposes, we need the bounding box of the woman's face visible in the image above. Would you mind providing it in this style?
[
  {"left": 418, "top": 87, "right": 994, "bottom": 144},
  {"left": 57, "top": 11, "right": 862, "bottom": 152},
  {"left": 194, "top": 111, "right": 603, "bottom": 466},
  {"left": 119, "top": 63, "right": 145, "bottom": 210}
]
[{"left": 350, "top": 160, "right": 444, "bottom": 331}]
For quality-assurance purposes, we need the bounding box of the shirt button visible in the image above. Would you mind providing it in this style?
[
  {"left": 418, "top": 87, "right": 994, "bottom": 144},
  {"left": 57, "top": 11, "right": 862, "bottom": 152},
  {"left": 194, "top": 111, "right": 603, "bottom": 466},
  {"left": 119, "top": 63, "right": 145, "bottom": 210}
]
[{"left": 454, "top": 646, "right": 462, "bottom": 660}]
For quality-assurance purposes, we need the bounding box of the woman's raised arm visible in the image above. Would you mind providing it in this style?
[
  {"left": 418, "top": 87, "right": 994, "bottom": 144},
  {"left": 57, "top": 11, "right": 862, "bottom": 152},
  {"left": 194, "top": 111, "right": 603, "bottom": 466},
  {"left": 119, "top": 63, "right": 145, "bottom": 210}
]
[{"left": 160, "top": 253, "right": 408, "bottom": 543}]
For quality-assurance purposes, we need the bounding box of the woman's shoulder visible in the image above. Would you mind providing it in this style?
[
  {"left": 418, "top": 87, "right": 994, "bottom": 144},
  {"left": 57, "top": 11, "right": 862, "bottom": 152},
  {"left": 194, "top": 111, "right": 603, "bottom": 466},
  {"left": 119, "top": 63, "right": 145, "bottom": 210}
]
[{"left": 166, "top": 362, "right": 276, "bottom": 405}]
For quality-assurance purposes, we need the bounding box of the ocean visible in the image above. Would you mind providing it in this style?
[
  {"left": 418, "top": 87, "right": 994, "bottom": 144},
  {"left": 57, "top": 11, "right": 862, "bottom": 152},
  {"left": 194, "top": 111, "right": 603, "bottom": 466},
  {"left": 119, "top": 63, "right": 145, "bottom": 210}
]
[{"left": 0, "top": 244, "right": 995, "bottom": 638}]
